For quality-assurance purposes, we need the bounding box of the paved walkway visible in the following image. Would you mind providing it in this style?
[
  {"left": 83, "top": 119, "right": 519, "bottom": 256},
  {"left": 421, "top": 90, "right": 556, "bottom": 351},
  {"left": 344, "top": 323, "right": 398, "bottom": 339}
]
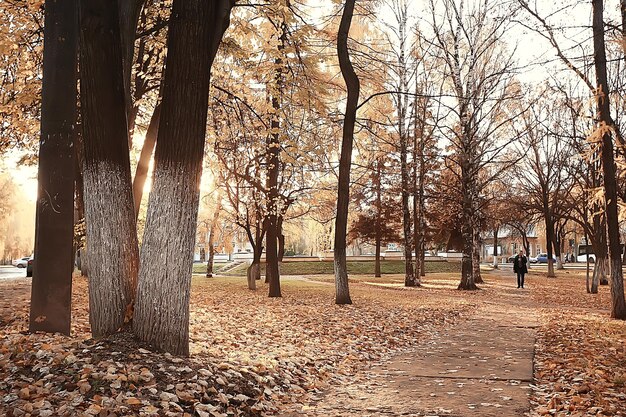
[{"left": 284, "top": 286, "right": 538, "bottom": 417}]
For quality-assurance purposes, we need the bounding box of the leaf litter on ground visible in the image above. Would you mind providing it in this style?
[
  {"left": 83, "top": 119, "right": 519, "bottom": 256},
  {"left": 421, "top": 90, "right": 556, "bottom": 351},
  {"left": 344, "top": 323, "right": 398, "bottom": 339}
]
[{"left": 0, "top": 275, "right": 468, "bottom": 416}]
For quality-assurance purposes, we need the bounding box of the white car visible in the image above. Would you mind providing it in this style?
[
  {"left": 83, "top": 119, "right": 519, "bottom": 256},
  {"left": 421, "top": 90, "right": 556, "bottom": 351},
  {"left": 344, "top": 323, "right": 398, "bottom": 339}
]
[{"left": 12, "top": 257, "right": 30, "bottom": 268}]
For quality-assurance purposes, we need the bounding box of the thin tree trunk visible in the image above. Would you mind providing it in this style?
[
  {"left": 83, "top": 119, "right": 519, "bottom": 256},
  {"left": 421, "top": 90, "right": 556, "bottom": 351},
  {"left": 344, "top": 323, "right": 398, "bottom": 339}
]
[
  {"left": 333, "top": 0, "right": 359, "bottom": 305},
  {"left": 29, "top": 0, "right": 78, "bottom": 335},
  {"left": 593, "top": 0, "right": 626, "bottom": 318},
  {"left": 134, "top": 0, "right": 233, "bottom": 355},
  {"left": 266, "top": 18, "right": 286, "bottom": 298},
  {"left": 555, "top": 230, "right": 564, "bottom": 270},
  {"left": 118, "top": 0, "right": 144, "bottom": 138},
  {"left": 492, "top": 227, "right": 499, "bottom": 269},
  {"left": 400, "top": 131, "right": 416, "bottom": 286},
  {"left": 375, "top": 159, "right": 382, "bottom": 278},
  {"left": 206, "top": 197, "right": 222, "bottom": 277},
  {"left": 545, "top": 217, "right": 556, "bottom": 278},
  {"left": 78, "top": 0, "right": 139, "bottom": 337},
  {"left": 133, "top": 103, "right": 161, "bottom": 218},
  {"left": 621, "top": 0, "right": 626, "bottom": 58}
]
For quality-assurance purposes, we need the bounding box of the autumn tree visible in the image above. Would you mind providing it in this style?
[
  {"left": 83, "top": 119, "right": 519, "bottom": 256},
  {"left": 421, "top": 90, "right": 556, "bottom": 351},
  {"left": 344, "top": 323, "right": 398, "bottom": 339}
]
[
  {"left": 26, "top": 0, "right": 77, "bottom": 335},
  {"left": 509, "top": 97, "right": 575, "bottom": 278},
  {"left": 349, "top": 157, "right": 402, "bottom": 277},
  {"left": 427, "top": 0, "right": 522, "bottom": 290},
  {"left": 133, "top": 0, "right": 234, "bottom": 355}
]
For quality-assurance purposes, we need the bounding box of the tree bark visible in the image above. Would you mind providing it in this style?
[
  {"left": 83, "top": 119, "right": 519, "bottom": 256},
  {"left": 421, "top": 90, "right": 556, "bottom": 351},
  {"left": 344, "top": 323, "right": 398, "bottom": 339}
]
[
  {"left": 133, "top": 103, "right": 161, "bottom": 218},
  {"left": 492, "top": 227, "right": 499, "bottom": 269},
  {"left": 333, "top": 0, "right": 359, "bottom": 305},
  {"left": 375, "top": 159, "right": 382, "bottom": 278},
  {"left": 206, "top": 197, "right": 222, "bottom": 277},
  {"left": 473, "top": 227, "right": 483, "bottom": 284},
  {"left": 400, "top": 125, "right": 416, "bottom": 286},
  {"left": 78, "top": 0, "right": 139, "bottom": 338},
  {"left": 621, "top": 0, "right": 626, "bottom": 58},
  {"left": 544, "top": 215, "right": 556, "bottom": 278},
  {"left": 133, "top": 0, "right": 233, "bottom": 355},
  {"left": 592, "top": 0, "right": 626, "bottom": 319},
  {"left": 118, "top": 0, "right": 145, "bottom": 137},
  {"left": 266, "top": 16, "right": 286, "bottom": 298},
  {"left": 29, "top": 0, "right": 78, "bottom": 335}
]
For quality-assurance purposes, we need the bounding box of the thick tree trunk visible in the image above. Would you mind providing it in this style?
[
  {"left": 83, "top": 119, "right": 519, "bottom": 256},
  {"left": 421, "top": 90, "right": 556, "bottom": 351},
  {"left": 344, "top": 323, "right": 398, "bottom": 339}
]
[
  {"left": 133, "top": 103, "right": 161, "bottom": 218},
  {"left": 473, "top": 227, "right": 483, "bottom": 284},
  {"left": 134, "top": 0, "right": 232, "bottom": 355},
  {"left": 247, "top": 261, "right": 260, "bottom": 290},
  {"left": 206, "top": 198, "right": 222, "bottom": 277},
  {"left": 458, "top": 171, "right": 477, "bottom": 290},
  {"left": 333, "top": 0, "right": 359, "bottom": 305},
  {"left": 492, "top": 228, "right": 499, "bottom": 269},
  {"left": 78, "top": 0, "right": 139, "bottom": 337},
  {"left": 593, "top": 0, "right": 626, "bottom": 318},
  {"left": 29, "top": 0, "right": 78, "bottom": 335}
]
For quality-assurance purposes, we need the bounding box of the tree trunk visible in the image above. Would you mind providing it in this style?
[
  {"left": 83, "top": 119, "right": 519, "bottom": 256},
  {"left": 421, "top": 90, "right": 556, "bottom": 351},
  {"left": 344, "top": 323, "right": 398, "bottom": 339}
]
[
  {"left": 593, "top": 0, "right": 626, "bottom": 318},
  {"left": 29, "top": 0, "right": 78, "bottom": 335},
  {"left": 134, "top": 0, "right": 233, "bottom": 355},
  {"left": 373, "top": 160, "right": 383, "bottom": 278},
  {"left": 78, "top": 0, "right": 139, "bottom": 338},
  {"left": 620, "top": 0, "right": 626, "bottom": 57},
  {"left": 118, "top": 0, "right": 144, "bottom": 138},
  {"left": 206, "top": 198, "right": 222, "bottom": 277},
  {"left": 133, "top": 103, "right": 161, "bottom": 218},
  {"left": 545, "top": 216, "right": 556, "bottom": 278},
  {"left": 400, "top": 129, "right": 416, "bottom": 287},
  {"left": 591, "top": 256, "right": 605, "bottom": 294},
  {"left": 247, "top": 261, "right": 259, "bottom": 290},
  {"left": 266, "top": 18, "right": 286, "bottom": 298},
  {"left": 458, "top": 173, "right": 477, "bottom": 290},
  {"left": 554, "top": 231, "right": 564, "bottom": 270},
  {"left": 333, "top": 0, "right": 359, "bottom": 305},
  {"left": 473, "top": 227, "right": 483, "bottom": 284},
  {"left": 492, "top": 227, "right": 499, "bottom": 269}
]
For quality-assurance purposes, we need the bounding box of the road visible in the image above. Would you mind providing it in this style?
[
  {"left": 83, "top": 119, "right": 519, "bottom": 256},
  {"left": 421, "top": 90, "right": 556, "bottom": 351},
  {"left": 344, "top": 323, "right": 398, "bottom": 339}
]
[{"left": 0, "top": 265, "right": 28, "bottom": 280}]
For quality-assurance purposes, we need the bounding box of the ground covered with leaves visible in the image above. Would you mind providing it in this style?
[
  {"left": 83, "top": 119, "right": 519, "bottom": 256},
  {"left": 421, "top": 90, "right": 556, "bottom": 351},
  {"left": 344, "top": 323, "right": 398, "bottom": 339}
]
[
  {"left": 0, "top": 275, "right": 468, "bottom": 416},
  {"left": 2, "top": 267, "right": 625, "bottom": 416},
  {"left": 529, "top": 271, "right": 626, "bottom": 417}
]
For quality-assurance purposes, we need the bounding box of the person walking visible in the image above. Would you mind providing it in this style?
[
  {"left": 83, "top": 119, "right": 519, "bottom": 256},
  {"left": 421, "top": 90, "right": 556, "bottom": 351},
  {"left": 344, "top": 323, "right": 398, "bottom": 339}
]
[{"left": 513, "top": 250, "right": 528, "bottom": 289}]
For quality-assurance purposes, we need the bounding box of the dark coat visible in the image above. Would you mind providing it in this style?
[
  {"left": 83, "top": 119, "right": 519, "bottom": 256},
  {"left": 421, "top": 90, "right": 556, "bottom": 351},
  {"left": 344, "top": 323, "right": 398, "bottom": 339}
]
[{"left": 513, "top": 255, "right": 528, "bottom": 274}]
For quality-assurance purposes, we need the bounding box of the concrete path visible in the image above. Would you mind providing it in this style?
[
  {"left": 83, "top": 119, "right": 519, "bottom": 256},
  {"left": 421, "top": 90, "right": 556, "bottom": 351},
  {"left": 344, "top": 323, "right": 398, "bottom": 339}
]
[{"left": 284, "top": 288, "right": 538, "bottom": 417}]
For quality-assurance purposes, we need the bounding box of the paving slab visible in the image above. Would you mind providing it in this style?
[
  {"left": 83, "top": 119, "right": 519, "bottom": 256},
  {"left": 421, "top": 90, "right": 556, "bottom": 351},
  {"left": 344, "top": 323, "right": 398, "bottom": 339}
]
[{"left": 282, "top": 283, "right": 538, "bottom": 417}]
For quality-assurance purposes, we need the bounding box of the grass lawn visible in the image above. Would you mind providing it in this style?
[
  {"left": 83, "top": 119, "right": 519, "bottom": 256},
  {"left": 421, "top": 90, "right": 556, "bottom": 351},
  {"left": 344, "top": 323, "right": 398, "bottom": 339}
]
[{"left": 192, "top": 259, "right": 461, "bottom": 276}]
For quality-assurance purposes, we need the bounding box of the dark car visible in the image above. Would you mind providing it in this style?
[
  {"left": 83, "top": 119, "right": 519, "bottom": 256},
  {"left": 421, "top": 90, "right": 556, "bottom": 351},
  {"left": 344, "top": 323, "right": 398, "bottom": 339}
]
[{"left": 26, "top": 258, "right": 33, "bottom": 277}]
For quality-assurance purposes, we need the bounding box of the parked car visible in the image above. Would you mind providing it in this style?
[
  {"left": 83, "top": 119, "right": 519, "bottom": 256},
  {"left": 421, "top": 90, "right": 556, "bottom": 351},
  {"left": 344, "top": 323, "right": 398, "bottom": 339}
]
[
  {"left": 536, "top": 253, "right": 556, "bottom": 263},
  {"left": 508, "top": 254, "right": 537, "bottom": 263},
  {"left": 12, "top": 257, "right": 30, "bottom": 268},
  {"left": 26, "top": 258, "right": 33, "bottom": 277}
]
